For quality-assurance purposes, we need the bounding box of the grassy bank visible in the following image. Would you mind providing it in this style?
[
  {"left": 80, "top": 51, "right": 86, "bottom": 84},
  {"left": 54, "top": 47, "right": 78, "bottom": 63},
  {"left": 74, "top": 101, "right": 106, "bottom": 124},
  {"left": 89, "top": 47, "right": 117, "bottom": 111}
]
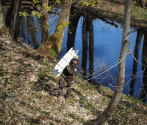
[{"left": 0, "top": 33, "right": 147, "bottom": 124}]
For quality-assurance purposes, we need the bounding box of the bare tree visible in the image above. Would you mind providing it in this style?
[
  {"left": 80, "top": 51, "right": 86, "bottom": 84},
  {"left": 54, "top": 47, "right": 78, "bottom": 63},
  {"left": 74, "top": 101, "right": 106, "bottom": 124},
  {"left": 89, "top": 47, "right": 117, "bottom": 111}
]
[
  {"left": 84, "top": 0, "right": 132, "bottom": 125},
  {"left": 0, "top": 0, "right": 6, "bottom": 34}
]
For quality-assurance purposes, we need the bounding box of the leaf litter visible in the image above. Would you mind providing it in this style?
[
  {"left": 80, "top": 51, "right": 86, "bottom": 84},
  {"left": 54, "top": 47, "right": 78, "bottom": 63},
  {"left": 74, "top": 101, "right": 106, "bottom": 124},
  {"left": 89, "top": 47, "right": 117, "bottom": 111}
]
[{"left": 0, "top": 33, "right": 147, "bottom": 125}]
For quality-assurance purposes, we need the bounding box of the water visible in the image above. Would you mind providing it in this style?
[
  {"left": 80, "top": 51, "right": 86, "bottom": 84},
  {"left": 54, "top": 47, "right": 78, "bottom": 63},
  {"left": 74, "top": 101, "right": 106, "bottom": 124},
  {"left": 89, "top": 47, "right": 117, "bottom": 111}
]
[
  {"left": 59, "top": 17, "right": 145, "bottom": 100},
  {"left": 2, "top": 8, "right": 147, "bottom": 103}
]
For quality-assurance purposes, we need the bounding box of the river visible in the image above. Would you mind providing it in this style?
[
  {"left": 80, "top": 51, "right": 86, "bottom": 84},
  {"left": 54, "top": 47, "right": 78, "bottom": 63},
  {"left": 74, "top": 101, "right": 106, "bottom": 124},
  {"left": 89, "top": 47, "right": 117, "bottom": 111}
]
[{"left": 2, "top": 7, "right": 147, "bottom": 103}]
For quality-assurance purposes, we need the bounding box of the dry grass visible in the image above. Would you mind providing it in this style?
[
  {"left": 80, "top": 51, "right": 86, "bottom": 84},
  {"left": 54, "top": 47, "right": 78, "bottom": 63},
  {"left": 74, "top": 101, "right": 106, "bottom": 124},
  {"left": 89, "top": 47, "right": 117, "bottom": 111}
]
[{"left": 0, "top": 33, "right": 147, "bottom": 124}]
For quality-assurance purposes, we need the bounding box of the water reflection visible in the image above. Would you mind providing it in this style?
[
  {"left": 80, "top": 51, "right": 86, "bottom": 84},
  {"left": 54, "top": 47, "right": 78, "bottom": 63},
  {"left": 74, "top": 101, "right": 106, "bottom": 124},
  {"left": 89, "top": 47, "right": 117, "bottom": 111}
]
[
  {"left": 140, "top": 30, "right": 147, "bottom": 103},
  {"left": 28, "top": 15, "right": 39, "bottom": 49},
  {"left": 67, "top": 6, "right": 80, "bottom": 51},
  {"left": 67, "top": 8, "right": 94, "bottom": 83},
  {"left": 2, "top": 7, "right": 147, "bottom": 103},
  {"left": 129, "top": 29, "right": 143, "bottom": 96},
  {"left": 81, "top": 14, "right": 88, "bottom": 78},
  {"left": 86, "top": 14, "right": 94, "bottom": 83},
  {"left": 19, "top": 15, "right": 39, "bottom": 49},
  {"left": 6, "top": 0, "right": 14, "bottom": 28},
  {"left": 20, "top": 16, "right": 26, "bottom": 42},
  {"left": 128, "top": 29, "right": 147, "bottom": 102}
]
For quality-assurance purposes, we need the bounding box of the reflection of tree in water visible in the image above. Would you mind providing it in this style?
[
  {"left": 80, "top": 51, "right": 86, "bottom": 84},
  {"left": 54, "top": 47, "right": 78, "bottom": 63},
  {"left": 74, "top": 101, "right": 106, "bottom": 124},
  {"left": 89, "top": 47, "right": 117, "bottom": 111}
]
[
  {"left": 27, "top": 16, "right": 31, "bottom": 45},
  {"left": 86, "top": 14, "right": 94, "bottom": 83},
  {"left": 140, "top": 31, "right": 147, "bottom": 103},
  {"left": 66, "top": 9, "right": 94, "bottom": 82},
  {"left": 27, "top": 15, "right": 39, "bottom": 49},
  {"left": 81, "top": 13, "right": 88, "bottom": 78},
  {"left": 81, "top": 13, "right": 94, "bottom": 83},
  {"left": 129, "top": 29, "right": 147, "bottom": 102},
  {"left": 129, "top": 29, "right": 143, "bottom": 96},
  {"left": 19, "top": 16, "right": 31, "bottom": 44},
  {"left": 11, "top": 0, "right": 22, "bottom": 40},
  {"left": 19, "top": 16, "right": 25, "bottom": 42},
  {"left": 6, "top": 0, "right": 14, "bottom": 28},
  {"left": 67, "top": 6, "right": 80, "bottom": 51}
]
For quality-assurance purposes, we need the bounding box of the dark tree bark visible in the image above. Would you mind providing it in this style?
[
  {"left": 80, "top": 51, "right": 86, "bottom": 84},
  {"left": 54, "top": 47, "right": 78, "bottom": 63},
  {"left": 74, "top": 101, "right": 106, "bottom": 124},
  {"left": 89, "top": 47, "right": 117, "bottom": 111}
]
[
  {"left": 84, "top": 0, "right": 132, "bottom": 125},
  {"left": 0, "top": 0, "right": 6, "bottom": 34},
  {"left": 10, "top": 0, "right": 22, "bottom": 41},
  {"left": 41, "top": 0, "right": 49, "bottom": 44},
  {"left": 130, "top": 29, "right": 143, "bottom": 96}
]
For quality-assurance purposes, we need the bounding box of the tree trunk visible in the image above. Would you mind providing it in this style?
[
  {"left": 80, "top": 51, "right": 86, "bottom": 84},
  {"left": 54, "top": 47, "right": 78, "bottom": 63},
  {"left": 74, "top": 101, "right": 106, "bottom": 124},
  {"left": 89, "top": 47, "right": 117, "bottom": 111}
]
[
  {"left": 10, "top": 0, "right": 22, "bottom": 41},
  {"left": 0, "top": 0, "right": 6, "bottom": 34},
  {"left": 38, "top": 0, "right": 73, "bottom": 55},
  {"left": 130, "top": 29, "right": 143, "bottom": 96},
  {"left": 41, "top": 0, "right": 49, "bottom": 44},
  {"left": 84, "top": 0, "right": 132, "bottom": 125}
]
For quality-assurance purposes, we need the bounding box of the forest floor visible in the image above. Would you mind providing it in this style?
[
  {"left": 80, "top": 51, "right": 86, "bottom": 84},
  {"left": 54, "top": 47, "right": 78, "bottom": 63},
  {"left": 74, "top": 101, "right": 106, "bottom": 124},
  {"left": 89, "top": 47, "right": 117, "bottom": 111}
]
[
  {"left": 75, "top": 0, "right": 147, "bottom": 29},
  {"left": 0, "top": 33, "right": 147, "bottom": 125}
]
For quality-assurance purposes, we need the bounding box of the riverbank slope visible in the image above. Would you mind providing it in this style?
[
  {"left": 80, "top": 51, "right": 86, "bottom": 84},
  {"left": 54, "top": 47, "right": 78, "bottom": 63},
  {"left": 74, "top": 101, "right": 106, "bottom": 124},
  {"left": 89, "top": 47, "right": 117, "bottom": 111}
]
[
  {"left": 0, "top": 33, "right": 147, "bottom": 124},
  {"left": 75, "top": 0, "right": 147, "bottom": 29}
]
